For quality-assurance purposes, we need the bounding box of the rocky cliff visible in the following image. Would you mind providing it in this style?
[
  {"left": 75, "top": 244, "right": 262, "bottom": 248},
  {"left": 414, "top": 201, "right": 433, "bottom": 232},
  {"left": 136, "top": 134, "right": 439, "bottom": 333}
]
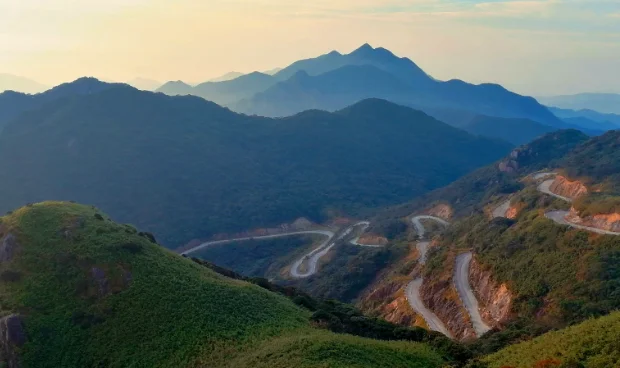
[
  {"left": 0, "top": 314, "right": 26, "bottom": 368},
  {"left": 359, "top": 278, "right": 419, "bottom": 327},
  {"left": 426, "top": 204, "right": 453, "bottom": 220},
  {"left": 549, "top": 176, "right": 588, "bottom": 200},
  {"left": 420, "top": 277, "right": 475, "bottom": 340},
  {"left": 356, "top": 234, "right": 389, "bottom": 246},
  {"left": 469, "top": 258, "right": 512, "bottom": 327},
  {"left": 505, "top": 206, "right": 519, "bottom": 220},
  {"left": 566, "top": 207, "right": 620, "bottom": 233}
]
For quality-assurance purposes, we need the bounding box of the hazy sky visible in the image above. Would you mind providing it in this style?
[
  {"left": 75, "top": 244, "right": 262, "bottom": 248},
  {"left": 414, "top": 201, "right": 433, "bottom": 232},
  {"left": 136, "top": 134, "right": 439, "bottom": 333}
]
[{"left": 1, "top": 0, "right": 619, "bottom": 96}]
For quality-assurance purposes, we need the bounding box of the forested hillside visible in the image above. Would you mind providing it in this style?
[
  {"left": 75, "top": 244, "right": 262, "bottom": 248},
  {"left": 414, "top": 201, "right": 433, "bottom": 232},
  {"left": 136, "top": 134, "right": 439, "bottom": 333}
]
[
  {"left": 370, "top": 129, "right": 589, "bottom": 230},
  {"left": 0, "top": 84, "right": 511, "bottom": 247}
]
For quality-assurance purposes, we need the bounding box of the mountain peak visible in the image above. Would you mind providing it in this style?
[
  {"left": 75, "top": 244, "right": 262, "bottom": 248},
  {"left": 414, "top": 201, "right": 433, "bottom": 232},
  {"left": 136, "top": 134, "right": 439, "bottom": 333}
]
[{"left": 351, "top": 43, "right": 375, "bottom": 55}]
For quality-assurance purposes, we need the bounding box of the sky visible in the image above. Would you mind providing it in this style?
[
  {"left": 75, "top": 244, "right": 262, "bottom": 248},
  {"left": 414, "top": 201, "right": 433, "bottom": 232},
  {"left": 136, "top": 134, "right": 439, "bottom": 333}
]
[{"left": 0, "top": 0, "right": 619, "bottom": 96}]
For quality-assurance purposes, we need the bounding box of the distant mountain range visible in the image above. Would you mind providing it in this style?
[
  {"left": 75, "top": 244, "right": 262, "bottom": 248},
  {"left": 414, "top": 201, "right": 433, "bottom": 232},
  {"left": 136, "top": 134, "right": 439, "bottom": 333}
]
[
  {"left": 156, "top": 44, "right": 563, "bottom": 132},
  {"left": 0, "top": 73, "right": 48, "bottom": 94},
  {"left": 548, "top": 106, "right": 620, "bottom": 130},
  {"left": 458, "top": 115, "right": 557, "bottom": 145},
  {"left": 209, "top": 71, "right": 245, "bottom": 82},
  {"left": 538, "top": 93, "right": 620, "bottom": 115},
  {"left": 158, "top": 72, "right": 277, "bottom": 106},
  {"left": 127, "top": 77, "right": 162, "bottom": 91},
  {"left": 0, "top": 79, "right": 511, "bottom": 246}
]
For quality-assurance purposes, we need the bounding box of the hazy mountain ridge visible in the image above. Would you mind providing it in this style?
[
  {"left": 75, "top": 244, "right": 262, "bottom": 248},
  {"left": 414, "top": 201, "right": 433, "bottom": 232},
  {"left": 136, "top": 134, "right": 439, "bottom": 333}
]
[
  {"left": 154, "top": 44, "right": 565, "bottom": 136},
  {"left": 157, "top": 71, "right": 276, "bottom": 106},
  {"left": 236, "top": 45, "right": 562, "bottom": 128},
  {"left": 539, "top": 93, "right": 620, "bottom": 115},
  {"left": 0, "top": 73, "right": 48, "bottom": 94}
]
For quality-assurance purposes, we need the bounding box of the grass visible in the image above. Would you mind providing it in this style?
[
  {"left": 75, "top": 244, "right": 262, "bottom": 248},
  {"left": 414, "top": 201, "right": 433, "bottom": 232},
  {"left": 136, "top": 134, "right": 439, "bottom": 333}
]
[
  {"left": 222, "top": 330, "right": 446, "bottom": 368},
  {"left": 482, "top": 311, "right": 620, "bottom": 368},
  {"left": 0, "top": 202, "right": 447, "bottom": 368}
]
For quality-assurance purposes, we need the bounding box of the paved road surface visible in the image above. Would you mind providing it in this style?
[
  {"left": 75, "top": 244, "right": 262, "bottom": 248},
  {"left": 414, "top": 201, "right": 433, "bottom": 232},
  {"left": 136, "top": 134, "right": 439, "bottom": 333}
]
[
  {"left": 405, "top": 278, "right": 453, "bottom": 338},
  {"left": 537, "top": 179, "right": 573, "bottom": 202},
  {"left": 545, "top": 211, "right": 620, "bottom": 236},
  {"left": 180, "top": 230, "right": 334, "bottom": 256},
  {"left": 416, "top": 241, "right": 430, "bottom": 265},
  {"left": 180, "top": 230, "right": 336, "bottom": 279},
  {"left": 492, "top": 199, "right": 511, "bottom": 218},
  {"left": 533, "top": 172, "right": 556, "bottom": 180},
  {"left": 411, "top": 215, "right": 449, "bottom": 238},
  {"left": 348, "top": 221, "right": 384, "bottom": 247},
  {"left": 405, "top": 215, "right": 452, "bottom": 337},
  {"left": 289, "top": 231, "right": 337, "bottom": 278},
  {"left": 454, "top": 252, "right": 491, "bottom": 337}
]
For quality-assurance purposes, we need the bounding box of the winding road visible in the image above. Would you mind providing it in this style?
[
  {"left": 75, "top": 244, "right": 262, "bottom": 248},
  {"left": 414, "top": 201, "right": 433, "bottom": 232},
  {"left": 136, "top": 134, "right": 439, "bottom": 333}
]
[
  {"left": 454, "top": 252, "right": 491, "bottom": 337},
  {"left": 405, "top": 279, "right": 452, "bottom": 337},
  {"left": 535, "top": 173, "right": 620, "bottom": 236},
  {"left": 180, "top": 230, "right": 336, "bottom": 279},
  {"left": 405, "top": 215, "right": 452, "bottom": 337},
  {"left": 411, "top": 215, "right": 449, "bottom": 239},
  {"left": 348, "top": 221, "right": 384, "bottom": 247},
  {"left": 545, "top": 211, "right": 620, "bottom": 236},
  {"left": 538, "top": 178, "right": 573, "bottom": 202},
  {"left": 180, "top": 230, "right": 334, "bottom": 256}
]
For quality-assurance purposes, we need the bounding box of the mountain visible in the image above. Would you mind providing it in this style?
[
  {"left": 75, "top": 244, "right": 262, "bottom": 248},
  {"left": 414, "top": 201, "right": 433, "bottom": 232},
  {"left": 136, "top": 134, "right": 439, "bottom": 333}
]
[
  {"left": 209, "top": 71, "right": 245, "bottom": 82},
  {"left": 459, "top": 115, "right": 557, "bottom": 145},
  {"left": 538, "top": 93, "right": 620, "bottom": 115},
  {"left": 158, "top": 72, "right": 276, "bottom": 106},
  {"left": 0, "top": 83, "right": 512, "bottom": 247},
  {"left": 560, "top": 130, "right": 620, "bottom": 192},
  {"left": 191, "top": 72, "right": 276, "bottom": 105},
  {"left": 356, "top": 129, "right": 619, "bottom": 347},
  {"left": 373, "top": 129, "right": 589, "bottom": 224},
  {"left": 548, "top": 106, "right": 620, "bottom": 129},
  {"left": 274, "top": 44, "right": 431, "bottom": 84},
  {"left": 236, "top": 45, "right": 562, "bottom": 127},
  {"left": 0, "top": 77, "right": 117, "bottom": 131},
  {"left": 234, "top": 65, "right": 412, "bottom": 117},
  {"left": 156, "top": 80, "right": 194, "bottom": 95},
  {"left": 0, "top": 201, "right": 453, "bottom": 367},
  {"left": 126, "top": 77, "right": 161, "bottom": 91},
  {"left": 0, "top": 73, "right": 48, "bottom": 94},
  {"left": 264, "top": 67, "right": 282, "bottom": 75}
]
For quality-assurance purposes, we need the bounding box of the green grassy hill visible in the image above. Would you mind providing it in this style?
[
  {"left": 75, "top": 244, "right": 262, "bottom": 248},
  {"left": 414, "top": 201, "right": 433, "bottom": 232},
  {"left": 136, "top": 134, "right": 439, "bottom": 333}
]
[
  {"left": 481, "top": 311, "right": 620, "bottom": 368},
  {"left": 0, "top": 202, "right": 447, "bottom": 368}
]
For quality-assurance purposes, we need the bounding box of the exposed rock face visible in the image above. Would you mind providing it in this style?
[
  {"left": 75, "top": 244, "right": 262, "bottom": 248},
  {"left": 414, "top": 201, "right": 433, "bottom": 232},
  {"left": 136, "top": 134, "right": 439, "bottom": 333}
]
[
  {"left": 0, "top": 233, "right": 18, "bottom": 263},
  {"left": 505, "top": 206, "right": 519, "bottom": 220},
  {"left": 566, "top": 207, "right": 620, "bottom": 233},
  {"left": 549, "top": 176, "right": 588, "bottom": 200},
  {"left": 356, "top": 234, "right": 388, "bottom": 246},
  {"left": 497, "top": 147, "right": 528, "bottom": 173},
  {"left": 360, "top": 280, "right": 417, "bottom": 327},
  {"left": 426, "top": 204, "right": 453, "bottom": 220},
  {"left": 91, "top": 267, "right": 109, "bottom": 296},
  {"left": 498, "top": 160, "right": 518, "bottom": 173},
  {"left": 0, "top": 314, "right": 26, "bottom": 368},
  {"left": 469, "top": 258, "right": 512, "bottom": 326},
  {"left": 420, "top": 279, "right": 475, "bottom": 340}
]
